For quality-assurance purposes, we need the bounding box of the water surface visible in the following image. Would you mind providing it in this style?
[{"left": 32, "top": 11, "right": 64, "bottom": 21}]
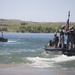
[{"left": 0, "top": 33, "right": 75, "bottom": 69}]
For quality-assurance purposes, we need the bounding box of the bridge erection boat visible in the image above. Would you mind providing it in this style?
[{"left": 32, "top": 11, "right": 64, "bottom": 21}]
[
  {"left": 0, "top": 31, "right": 8, "bottom": 42},
  {"left": 45, "top": 11, "right": 75, "bottom": 56}
]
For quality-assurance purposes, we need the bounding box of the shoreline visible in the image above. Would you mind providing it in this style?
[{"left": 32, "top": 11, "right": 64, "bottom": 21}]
[
  {"left": 0, "top": 64, "right": 51, "bottom": 75},
  {"left": 0, "top": 64, "right": 75, "bottom": 75}
]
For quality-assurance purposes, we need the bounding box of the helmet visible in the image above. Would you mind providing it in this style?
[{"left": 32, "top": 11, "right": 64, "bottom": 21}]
[
  {"left": 69, "top": 26, "right": 74, "bottom": 30},
  {"left": 61, "top": 25, "right": 65, "bottom": 29},
  {"left": 54, "top": 33, "right": 57, "bottom": 36}
]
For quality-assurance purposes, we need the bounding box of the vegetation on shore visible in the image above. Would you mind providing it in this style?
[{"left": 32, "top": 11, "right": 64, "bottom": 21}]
[{"left": 0, "top": 19, "right": 75, "bottom": 33}]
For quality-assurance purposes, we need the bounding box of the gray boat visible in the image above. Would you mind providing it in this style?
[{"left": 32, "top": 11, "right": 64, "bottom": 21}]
[
  {"left": 45, "top": 11, "right": 75, "bottom": 56},
  {"left": 0, "top": 31, "right": 8, "bottom": 42},
  {"left": 45, "top": 46, "right": 63, "bottom": 52}
]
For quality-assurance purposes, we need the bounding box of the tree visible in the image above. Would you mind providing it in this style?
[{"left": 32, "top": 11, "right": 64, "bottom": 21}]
[{"left": 21, "top": 22, "right": 27, "bottom": 25}]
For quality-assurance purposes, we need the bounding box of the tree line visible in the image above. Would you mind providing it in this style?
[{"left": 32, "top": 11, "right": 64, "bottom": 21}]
[
  {"left": 19, "top": 26, "right": 56, "bottom": 33},
  {"left": 0, "top": 28, "right": 8, "bottom": 31}
]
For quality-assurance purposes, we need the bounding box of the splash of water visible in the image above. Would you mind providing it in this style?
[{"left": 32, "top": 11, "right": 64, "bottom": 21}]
[
  {"left": 8, "top": 40, "right": 16, "bottom": 43},
  {"left": 26, "top": 55, "right": 75, "bottom": 68},
  {"left": 51, "top": 55, "right": 75, "bottom": 63}
]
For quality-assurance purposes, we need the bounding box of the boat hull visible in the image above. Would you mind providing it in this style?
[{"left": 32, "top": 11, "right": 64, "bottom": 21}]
[
  {"left": 0, "top": 37, "right": 8, "bottom": 42},
  {"left": 62, "top": 49, "right": 75, "bottom": 56},
  {"left": 45, "top": 46, "right": 63, "bottom": 51},
  {"left": 45, "top": 46, "right": 75, "bottom": 56}
]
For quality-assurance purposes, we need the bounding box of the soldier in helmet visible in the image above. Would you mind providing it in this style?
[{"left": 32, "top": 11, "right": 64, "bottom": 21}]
[
  {"left": 53, "top": 33, "right": 59, "bottom": 48},
  {"left": 66, "top": 26, "right": 75, "bottom": 50},
  {"left": 59, "top": 25, "right": 65, "bottom": 48},
  {"left": 70, "top": 26, "right": 75, "bottom": 49}
]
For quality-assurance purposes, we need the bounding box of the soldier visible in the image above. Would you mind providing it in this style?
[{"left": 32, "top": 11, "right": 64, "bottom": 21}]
[
  {"left": 54, "top": 33, "right": 59, "bottom": 48},
  {"left": 66, "top": 26, "right": 74, "bottom": 50},
  {"left": 59, "top": 25, "right": 65, "bottom": 48}
]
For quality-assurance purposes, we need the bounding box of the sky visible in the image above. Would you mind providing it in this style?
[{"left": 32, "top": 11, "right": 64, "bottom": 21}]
[{"left": 0, "top": 0, "right": 75, "bottom": 22}]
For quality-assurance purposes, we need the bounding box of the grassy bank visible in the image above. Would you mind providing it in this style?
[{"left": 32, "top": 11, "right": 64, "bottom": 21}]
[{"left": 0, "top": 19, "right": 75, "bottom": 33}]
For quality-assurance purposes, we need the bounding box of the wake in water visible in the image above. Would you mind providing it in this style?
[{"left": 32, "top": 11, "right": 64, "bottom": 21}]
[
  {"left": 26, "top": 57, "right": 54, "bottom": 68},
  {"left": 51, "top": 54, "right": 75, "bottom": 63},
  {"left": 26, "top": 54, "right": 75, "bottom": 68},
  {"left": 0, "top": 33, "right": 75, "bottom": 69},
  {"left": 8, "top": 40, "right": 17, "bottom": 43}
]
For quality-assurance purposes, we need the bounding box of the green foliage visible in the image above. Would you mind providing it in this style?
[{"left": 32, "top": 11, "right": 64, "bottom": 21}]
[
  {"left": 0, "top": 28, "right": 8, "bottom": 31},
  {"left": 21, "top": 22, "right": 27, "bottom": 25},
  {"left": 0, "top": 19, "right": 75, "bottom": 33},
  {"left": 19, "top": 26, "right": 56, "bottom": 33}
]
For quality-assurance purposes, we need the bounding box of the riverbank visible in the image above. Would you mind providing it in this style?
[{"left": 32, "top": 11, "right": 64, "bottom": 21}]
[
  {"left": 0, "top": 64, "right": 75, "bottom": 75},
  {"left": 0, "top": 19, "right": 75, "bottom": 33}
]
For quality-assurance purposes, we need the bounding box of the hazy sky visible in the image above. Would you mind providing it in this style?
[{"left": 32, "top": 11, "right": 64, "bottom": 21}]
[{"left": 0, "top": 0, "right": 75, "bottom": 22}]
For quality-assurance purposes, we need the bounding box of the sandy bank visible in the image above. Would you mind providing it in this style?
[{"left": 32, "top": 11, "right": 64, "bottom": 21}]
[{"left": 0, "top": 64, "right": 75, "bottom": 75}]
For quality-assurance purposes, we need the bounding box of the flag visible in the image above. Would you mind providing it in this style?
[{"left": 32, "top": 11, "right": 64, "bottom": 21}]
[{"left": 65, "top": 19, "right": 69, "bottom": 31}]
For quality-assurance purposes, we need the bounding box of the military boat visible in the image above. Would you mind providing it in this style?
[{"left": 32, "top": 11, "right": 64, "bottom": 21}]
[
  {"left": 45, "top": 11, "right": 75, "bottom": 56},
  {"left": 0, "top": 31, "right": 8, "bottom": 42}
]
